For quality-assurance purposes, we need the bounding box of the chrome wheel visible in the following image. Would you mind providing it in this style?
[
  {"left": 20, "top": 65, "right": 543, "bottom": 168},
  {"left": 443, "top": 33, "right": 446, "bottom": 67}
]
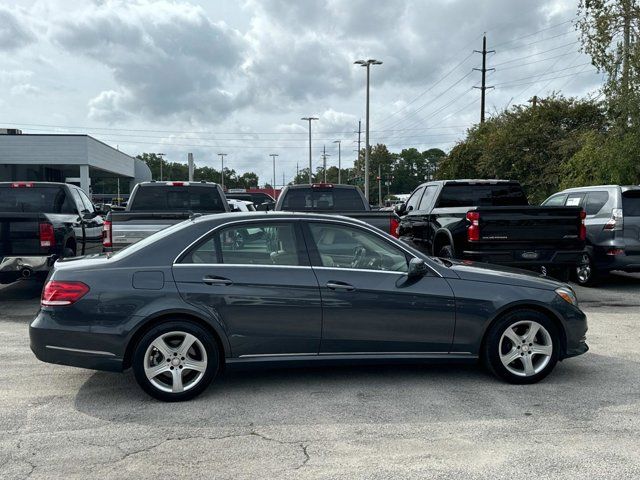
[
  {"left": 144, "top": 331, "right": 208, "bottom": 393},
  {"left": 576, "top": 253, "right": 592, "bottom": 284},
  {"left": 499, "top": 321, "right": 553, "bottom": 377}
]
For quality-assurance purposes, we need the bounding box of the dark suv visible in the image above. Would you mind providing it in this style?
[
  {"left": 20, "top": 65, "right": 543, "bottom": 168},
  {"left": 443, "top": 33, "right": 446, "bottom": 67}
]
[{"left": 542, "top": 185, "right": 640, "bottom": 285}]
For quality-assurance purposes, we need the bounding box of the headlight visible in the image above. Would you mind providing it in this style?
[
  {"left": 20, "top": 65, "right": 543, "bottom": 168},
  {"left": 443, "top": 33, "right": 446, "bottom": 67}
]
[{"left": 555, "top": 287, "right": 578, "bottom": 307}]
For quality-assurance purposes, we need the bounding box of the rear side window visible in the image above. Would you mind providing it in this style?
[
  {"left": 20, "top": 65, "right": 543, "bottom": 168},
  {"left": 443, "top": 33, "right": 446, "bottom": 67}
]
[
  {"left": 543, "top": 194, "right": 567, "bottom": 206},
  {"left": 622, "top": 190, "right": 640, "bottom": 216},
  {"left": 584, "top": 191, "right": 609, "bottom": 215},
  {"left": 436, "top": 184, "right": 529, "bottom": 207},
  {"left": 281, "top": 188, "right": 365, "bottom": 211},
  {"left": 0, "top": 186, "right": 75, "bottom": 213},
  {"left": 131, "top": 186, "right": 225, "bottom": 212}
]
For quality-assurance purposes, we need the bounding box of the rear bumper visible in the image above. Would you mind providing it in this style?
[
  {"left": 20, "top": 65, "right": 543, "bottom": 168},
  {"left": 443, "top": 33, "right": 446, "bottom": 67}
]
[
  {"left": 593, "top": 251, "right": 640, "bottom": 273},
  {"left": 0, "top": 255, "right": 56, "bottom": 283},
  {"left": 462, "top": 249, "right": 584, "bottom": 268},
  {"left": 29, "top": 310, "right": 124, "bottom": 372}
]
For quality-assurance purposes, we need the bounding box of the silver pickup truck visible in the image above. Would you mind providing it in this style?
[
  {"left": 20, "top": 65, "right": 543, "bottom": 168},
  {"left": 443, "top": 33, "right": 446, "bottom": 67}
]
[{"left": 103, "top": 181, "right": 229, "bottom": 251}]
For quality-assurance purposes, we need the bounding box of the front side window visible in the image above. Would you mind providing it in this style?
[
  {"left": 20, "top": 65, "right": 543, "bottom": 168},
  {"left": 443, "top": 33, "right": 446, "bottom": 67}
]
[
  {"left": 182, "top": 222, "right": 302, "bottom": 266},
  {"left": 405, "top": 187, "right": 425, "bottom": 212},
  {"left": 309, "top": 223, "right": 408, "bottom": 272},
  {"left": 418, "top": 185, "right": 438, "bottom": 211}
]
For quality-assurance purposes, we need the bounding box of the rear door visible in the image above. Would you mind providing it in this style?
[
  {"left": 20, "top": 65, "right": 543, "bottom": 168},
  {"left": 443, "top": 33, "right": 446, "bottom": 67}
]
[
  {"left": 172, "top": 219, "right": 322, "bottom": 357},
  {"left": 304, "top": 220, "right": 456, "bottom": 354}
]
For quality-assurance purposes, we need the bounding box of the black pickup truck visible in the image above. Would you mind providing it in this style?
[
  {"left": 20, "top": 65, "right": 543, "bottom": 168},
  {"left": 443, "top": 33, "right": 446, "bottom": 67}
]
[
  {"left": 397, "top": 180, "right": 586, "bottom": 278},
  {"left": 104, "top": 181, "right": 229, "bottom": 251},
  {"left": 273, "top": 183, "right": 401, "bottom": 238},
  {"left": 0, "top": 182, "right": 104, "bottom": 283}
]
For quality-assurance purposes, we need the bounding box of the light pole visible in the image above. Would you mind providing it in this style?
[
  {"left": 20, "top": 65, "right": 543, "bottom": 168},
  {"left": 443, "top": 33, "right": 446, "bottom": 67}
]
[
  {"left": 320, "top": 145, "right": 330, "bottom": 183},
  {"left": 333, "top": 140, "right": 341, "bottom": 184},
  {"left": 269, "top": 153, "right": 278, "bottom": 199},
  {"left": 217, "top": 153, "right": 227, "bottom": 190},
  {"left": 354, "top": 59, "right": 382, "bottom": 203},
  {"left": 301, "top": 117, "right": 318, "bottom": 184},
  {"left": 156, "top": 153, "right": 165, "bottom": 181}
]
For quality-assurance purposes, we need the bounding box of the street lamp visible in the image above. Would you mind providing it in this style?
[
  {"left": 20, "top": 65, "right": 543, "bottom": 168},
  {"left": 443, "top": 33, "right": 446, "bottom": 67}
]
[
  {"left": 332, "top": 140, "right": 342, "bottom": 184},
  {"left": 301, "top": 117, "right": 318, "bottom": 184},
  {"left": 156, "top": 153, "right": 166, "bottom": 181},
  {"left": 269, "top": 153, "right": 278, "bottom": 199},
  {"left": 217, "top": 153, "right": 227, "bottom": 190},
  {"left": 354, "top": 59, "right": 382, "bottom": 202}
]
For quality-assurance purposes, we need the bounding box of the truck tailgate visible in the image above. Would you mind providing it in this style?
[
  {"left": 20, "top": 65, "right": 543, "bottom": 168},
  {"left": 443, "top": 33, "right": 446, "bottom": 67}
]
[
  {"left": 0, "top": 213, "right": 44, "bottom": 256},
  {"left": 476, "top": 206, "right": 583, "bottom": 242},
  {"left": 109, "top": 212, "right": 191, "bottom": 249}
]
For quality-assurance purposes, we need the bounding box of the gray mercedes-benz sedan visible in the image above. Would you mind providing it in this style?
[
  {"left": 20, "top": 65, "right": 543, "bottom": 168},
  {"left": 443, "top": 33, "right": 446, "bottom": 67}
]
[{"left": 30, "top": 212, "right": 588, "bottom": 401}]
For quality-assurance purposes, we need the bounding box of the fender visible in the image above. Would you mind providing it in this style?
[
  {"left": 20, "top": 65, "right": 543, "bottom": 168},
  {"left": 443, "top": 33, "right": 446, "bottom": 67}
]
[{"left": 432, "top": 228, "right": 455, "bottom": 256}]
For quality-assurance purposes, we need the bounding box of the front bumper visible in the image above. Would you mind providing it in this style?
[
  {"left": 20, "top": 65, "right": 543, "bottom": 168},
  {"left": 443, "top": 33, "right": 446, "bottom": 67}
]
[
  {"left": 29, "top": 310, "right": 125, "bottom": 372},
  {"left": 556, "top": 299, "right": 589, "bottom": 359}
]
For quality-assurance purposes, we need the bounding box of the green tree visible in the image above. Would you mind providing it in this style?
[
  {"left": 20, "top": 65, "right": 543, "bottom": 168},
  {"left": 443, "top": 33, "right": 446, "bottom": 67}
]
[{"left": 577, "top": 0, "right": 640, "bottom": 127}]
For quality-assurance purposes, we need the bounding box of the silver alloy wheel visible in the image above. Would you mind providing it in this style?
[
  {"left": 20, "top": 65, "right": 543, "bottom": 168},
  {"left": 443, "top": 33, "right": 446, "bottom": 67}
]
[
  {"left": 499, "top": 320, "right": 553, "bottom": 377},
  {"left": 576, "top": 253, "right": 592, "bottom": 283},
  {"left": 144, "top": 331, "right": 208, "bottom": 394}
]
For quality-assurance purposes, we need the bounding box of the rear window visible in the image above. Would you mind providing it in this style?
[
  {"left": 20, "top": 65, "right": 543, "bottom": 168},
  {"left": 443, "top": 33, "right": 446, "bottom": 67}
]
[
  {"left": 436, "top": 184, "right": 529, "bottom": 208},
  {"left": 131, "top": 186, "right": 226, "bottom": 212},
  {"left": 0, "top": 186, "right": 75, "bottom": 213},
  {"left": 622, "top": 190, "right": 640, "bottom": 216},
  {"left": 281, "top": 188, "right": 365, "bottom": 211}
]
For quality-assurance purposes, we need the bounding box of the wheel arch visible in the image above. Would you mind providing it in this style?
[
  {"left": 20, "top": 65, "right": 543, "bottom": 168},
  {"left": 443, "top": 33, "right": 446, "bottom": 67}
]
[
  {"left": 123, "top": 308, "right": 230, "bottom": 370},
  {"left": 479, "top": 302, "right": 568, "bottom": 359},
  {"left": 432, "top": 229, "right": 455, "bottom": 256}
]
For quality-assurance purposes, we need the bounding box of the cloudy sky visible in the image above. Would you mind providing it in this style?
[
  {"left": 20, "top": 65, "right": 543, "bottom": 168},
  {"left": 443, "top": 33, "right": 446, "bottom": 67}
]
[{"left": 1, "top": 0, "right": 602, "bottom": 186}]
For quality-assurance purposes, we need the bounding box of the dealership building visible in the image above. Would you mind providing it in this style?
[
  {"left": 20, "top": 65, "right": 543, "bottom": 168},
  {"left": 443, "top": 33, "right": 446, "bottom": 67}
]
[{"left": 0, "top": 130, "right": 152, "bottom": 194}]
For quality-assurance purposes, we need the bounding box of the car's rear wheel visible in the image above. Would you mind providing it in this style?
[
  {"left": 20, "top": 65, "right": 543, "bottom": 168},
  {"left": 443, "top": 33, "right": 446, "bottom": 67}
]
[
  {"left": 438, "top": 244, "right": 455, "bottom": 259},
  {"left": 483, "top": 310, "right": 560, "bottom": 384},
  {"left": 574, "top": 252, "right": 598, "bottom": 286},
  {"left": 132, "top": 320, "right": 219, "bottom": 402}
]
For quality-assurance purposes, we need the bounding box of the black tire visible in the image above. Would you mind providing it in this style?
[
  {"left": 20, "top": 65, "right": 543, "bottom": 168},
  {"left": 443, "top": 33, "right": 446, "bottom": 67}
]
[
  {"left": 62, "top": 247, "right": 75, "bottom": 258},
  {"left": 549, "top": 267, "right": 571, "bottom": 283},
  {"left": 573, "top": 252, "right": 598, "bottom": 287},
  {"left": 132, "top": 320, "right": 220, "bottom": 402},
  {"left": 482, "top": 309, "right": 560, "bottom": 384},
  {"left": 438, "top": 244, "right": 455, "bottom": 259}
]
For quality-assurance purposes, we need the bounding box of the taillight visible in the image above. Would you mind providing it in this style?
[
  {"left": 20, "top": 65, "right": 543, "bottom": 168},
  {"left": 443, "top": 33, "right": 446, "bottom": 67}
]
[
  {"left": 39, "top": 223, "right": 55, "bottom": 248},
  {"left": 606, "top": 248, "right": 625, "bottom": 256},
  {"left": 466, "top": 211, "right": 480, "bottom": 242},
  {"left": 579, "top": 209, "right": 587, "bottom": 241},
  {"left": 604, "top": 208, "right": 623, "bottom": 231},
  {"left": 41, "top": 281, "right": 89, "bottom": 306},
  {"left": 102, "top": 220, "right": 112, "bottom": 248},
  {"left": 389, "top": 216, "right": 400, "bottom": 238}
]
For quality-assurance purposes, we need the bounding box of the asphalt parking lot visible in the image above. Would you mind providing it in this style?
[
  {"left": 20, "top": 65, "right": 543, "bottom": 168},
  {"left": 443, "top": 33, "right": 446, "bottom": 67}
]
[{"left": 1, "top": 273, "right": 640, "bottom": 479}]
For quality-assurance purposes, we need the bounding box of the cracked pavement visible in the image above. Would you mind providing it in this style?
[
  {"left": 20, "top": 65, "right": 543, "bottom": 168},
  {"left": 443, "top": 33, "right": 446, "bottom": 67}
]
[{"left": 1, "top": 274, "right": 640, "bottom": 479}]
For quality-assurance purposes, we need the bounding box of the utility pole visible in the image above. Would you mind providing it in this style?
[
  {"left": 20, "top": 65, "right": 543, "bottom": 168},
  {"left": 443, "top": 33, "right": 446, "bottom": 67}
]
[
  {"left": 333, "top": 140, "right": 342, "bottom": 184},
  {"left": 270, "top": 153, "right": 278, "bottom": 199},
  {"left": 354, "top": 60, "right": 383, "bottom": 202},
  {"left": 301, "top": 117, "right": 318, "bottom": 184},
  {"left": 377, "top": 164, "right": 382, "bottom": 207},
  {"left": 282, "top": 171, "right": 285, "bottom": 187},
  {"left": 321, "top": 145, "right": 330, "bottom": 183},
  {"left": 355, "top": 120, "right": 362, "bottom": 165},
  {"left": 217, "top": 153, "right": 227, "bottom": 190},
  {"left": 296, "top": 162, "right": 299, "bottom": 184},
  {"left": 157, "top": 153, "right": 165, "bottom": 181},
  {"left": 528, "top": 95, "right": 538, "bottom": 109},
  {"left": 474, "top": 34, "right": 495, "bottom": 123}
]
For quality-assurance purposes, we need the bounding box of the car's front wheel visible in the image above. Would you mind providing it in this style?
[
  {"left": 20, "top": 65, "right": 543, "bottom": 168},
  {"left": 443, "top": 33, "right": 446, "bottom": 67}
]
[
  {"left": 483, "top": 310, "right": 560, "bottom": 384},
  {"left": 132, "top": 320, "right": 219, "bottom": 402}
]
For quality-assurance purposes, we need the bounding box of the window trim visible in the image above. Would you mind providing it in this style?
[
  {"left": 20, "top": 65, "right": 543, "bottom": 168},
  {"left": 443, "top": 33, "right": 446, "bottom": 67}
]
[{"left": 174, "top": 218, "right": 310, "bottom": 267}]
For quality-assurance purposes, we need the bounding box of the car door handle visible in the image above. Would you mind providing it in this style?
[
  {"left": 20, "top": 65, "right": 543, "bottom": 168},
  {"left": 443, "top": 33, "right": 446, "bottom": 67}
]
[
  {"left": 326, "top": 281, "right": 355, "bottom": 292},
  {"left": 202, "top": 276, "right": 233, "bottom": 286}
]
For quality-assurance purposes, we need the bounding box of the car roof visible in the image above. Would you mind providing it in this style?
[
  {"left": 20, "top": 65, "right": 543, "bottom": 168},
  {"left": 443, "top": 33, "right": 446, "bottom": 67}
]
[
  {"left": 284, "top": 184, "right": 360, "bottom": 189},
  {"left": 137, "top": 181, "right": 219, "bottom": 186},
  {"left": 555, "top": 185, "right": 630, "bottom": 194},
  {"left": 189, "top": 210, "right": 374, "bottom": 227}
]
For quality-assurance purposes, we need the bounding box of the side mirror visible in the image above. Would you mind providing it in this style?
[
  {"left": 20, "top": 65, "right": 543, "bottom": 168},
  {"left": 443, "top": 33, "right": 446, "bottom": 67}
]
[
  {"left": 408, "top": 257, "right": 428, "bottom": 278},
  {"left": 257, "top": 201, "right": 275, "bottom": 211},
  {"left": 395, "top": 203, "right": 407, "bottom": 215}
]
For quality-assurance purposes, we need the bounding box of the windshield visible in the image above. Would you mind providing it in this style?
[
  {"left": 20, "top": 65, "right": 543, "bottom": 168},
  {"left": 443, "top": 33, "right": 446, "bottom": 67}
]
[
  {"left": 131, "top": 186, "right": 226, "bottom": 212},
  {"left": 437, "top": 184, "right": 529, "bottom": 207},
  {"left": 281, "top": 188, "right": 365, "bottom": 211},
  {"left": 0, "top": 186, "right": 76, "bottom": 213}
]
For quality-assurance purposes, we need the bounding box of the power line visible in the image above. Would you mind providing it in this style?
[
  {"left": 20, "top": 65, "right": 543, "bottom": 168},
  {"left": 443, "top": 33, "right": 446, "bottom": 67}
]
[
  {"left": 498, "top": 30, "right": 575, "bottom": 53},
  {"left": 491, "top": 19, "right": 574, "bottom": 48},
  {"left": 492, "top": 41, "right": 581, "bottom": 67}
]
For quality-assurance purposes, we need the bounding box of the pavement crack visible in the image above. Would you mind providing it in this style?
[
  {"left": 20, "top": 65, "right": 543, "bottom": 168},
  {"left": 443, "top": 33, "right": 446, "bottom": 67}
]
[{"left": 296, "top": 443, "right": 310, "bottom": 470}]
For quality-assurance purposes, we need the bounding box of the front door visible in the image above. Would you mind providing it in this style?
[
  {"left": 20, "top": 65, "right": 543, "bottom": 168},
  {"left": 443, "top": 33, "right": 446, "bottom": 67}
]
[
  {"left": 172, "top": 220, "right": 322, "bottom": 357},
  {"left": 304, "top": 221, "right": 456, "bottom": 354}
]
